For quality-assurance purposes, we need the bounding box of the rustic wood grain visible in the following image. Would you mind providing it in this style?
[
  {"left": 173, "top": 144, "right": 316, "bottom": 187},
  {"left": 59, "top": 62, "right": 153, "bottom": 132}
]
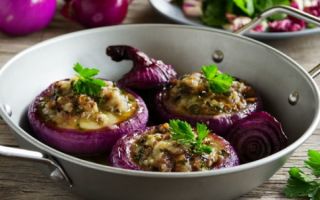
[{"left": 0, "top": 0, "right": 320, "bottom": 199}]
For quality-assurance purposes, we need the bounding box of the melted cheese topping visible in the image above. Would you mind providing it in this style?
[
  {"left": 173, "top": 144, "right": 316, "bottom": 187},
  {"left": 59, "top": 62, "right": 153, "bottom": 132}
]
[
  {"left": 38, "top": 79, "right": 138, "bottom": 130},
  {"left": 130, "top": 124, "right": 228, "bottom": 172},
  {"left": 165, "top": 72, "right": 257, "bottom": 115}
]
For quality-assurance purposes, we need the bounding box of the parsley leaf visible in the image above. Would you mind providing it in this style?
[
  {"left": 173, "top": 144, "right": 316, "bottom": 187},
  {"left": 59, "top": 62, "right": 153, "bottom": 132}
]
[
  {"left": 284, "top": 150, "right": 320, "bottom": 199},
  {"left": 74, "top": 63, "right": 100, "bottom": 78},
  {"left": 202, "top": 65, "right": 234, "bottom": 94},
  {"left": 72, "top": 63, "right": 106, "bottom": 97},
  {"left": 306, "top": 150, "right": 320, "bottom": 177},
  {"left": 195, "top": 123, "right": 212, "bottom": 154},
  {"left": 284, "top": 167, "right": 318, "bottom": 198},
  {"left": 196, "top": 123, "right": 210, "bottom": 142},
  {"left": 169, "top": 119, "right": 195, "bottom": 145},
  {"left": 169, "top": 120, "right": 213, "bottom": 154}
]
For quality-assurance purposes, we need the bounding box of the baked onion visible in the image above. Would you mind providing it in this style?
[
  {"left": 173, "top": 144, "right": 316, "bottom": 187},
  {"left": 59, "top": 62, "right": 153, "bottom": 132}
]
[
  {"left": 110, "top": 121, "right": 239, "bottom": 172},
  {"left": 155, "top": 67, "right": 262, "bottom": 136},
  {"left": 28, "top": 64, "right": 148, "bottom": 155}
]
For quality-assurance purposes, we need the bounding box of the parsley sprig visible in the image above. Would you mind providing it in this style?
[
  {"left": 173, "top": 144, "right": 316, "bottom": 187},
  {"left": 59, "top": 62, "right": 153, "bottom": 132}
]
[
  {"left": 201, "top": 65, "right": 234, "bottom": 94},
  {"left": 72, "top": 63, "right": 106, "bottom": 97},
  {"left": 169, "top": 120, "right": 212, "bottom": 154},
  {"left": 284, "top": 149, "right": 320, "bottom": 199}
]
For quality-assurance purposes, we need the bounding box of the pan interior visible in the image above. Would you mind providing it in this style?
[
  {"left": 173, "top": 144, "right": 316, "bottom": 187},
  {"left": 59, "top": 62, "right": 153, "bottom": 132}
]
[{"left": 0, "top": 25, "right": 318, "bottom": 164}]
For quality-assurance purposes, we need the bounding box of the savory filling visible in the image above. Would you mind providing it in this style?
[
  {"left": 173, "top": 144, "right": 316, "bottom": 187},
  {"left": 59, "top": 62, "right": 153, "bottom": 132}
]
[
  {"left": 165, "top": 72, "right": 257, "bottom": 115},
  {"left": 37, "top": 78, "right": 138, "bottom": 130},
  {"left": 130, "top": 123, "right": 229, "bottom": 172}
]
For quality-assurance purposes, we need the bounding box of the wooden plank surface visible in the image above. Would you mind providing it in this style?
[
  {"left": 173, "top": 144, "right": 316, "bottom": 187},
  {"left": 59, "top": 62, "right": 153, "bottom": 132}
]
[{"left": 0, "top": 0, "right": 320, "bottom": 199}]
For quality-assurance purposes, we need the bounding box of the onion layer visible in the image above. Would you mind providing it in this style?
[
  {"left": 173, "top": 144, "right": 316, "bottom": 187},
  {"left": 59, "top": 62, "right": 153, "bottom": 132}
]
[
  {"left": 28, "top": 81, "right": 148, "bottom": 155},
  {"left": 106, "top": 45, "right": 177, "bottom": 89},
  {"left": 225, "top": 111, "right": 288, "bottom": 164}
]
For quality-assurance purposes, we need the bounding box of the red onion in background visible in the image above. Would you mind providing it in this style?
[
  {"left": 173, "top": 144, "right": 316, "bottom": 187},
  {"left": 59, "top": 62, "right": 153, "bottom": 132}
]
[
  {"left": 0, "top": 0, "right": 56, "bottom": 36},
  {"left": 62, "top": 0, "right": 129, "bottom": 28}
]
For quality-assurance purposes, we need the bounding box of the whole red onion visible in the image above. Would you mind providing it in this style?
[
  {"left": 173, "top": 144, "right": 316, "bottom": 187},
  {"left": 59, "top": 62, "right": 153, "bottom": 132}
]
[
  {"left": 106, "top": 45, "right": 177, "bottom": 90},
  {"left": 0, "top": 0, "right": 56, "bottom": 36},
  {"left": 62, "top": 0, "right": 129, "bottom": 28}
]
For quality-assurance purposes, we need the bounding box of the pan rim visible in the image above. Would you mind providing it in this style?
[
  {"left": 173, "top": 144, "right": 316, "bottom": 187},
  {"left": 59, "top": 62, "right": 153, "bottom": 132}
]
[{"left": 0, "top": 24, "right": 319, "bottom": 178}]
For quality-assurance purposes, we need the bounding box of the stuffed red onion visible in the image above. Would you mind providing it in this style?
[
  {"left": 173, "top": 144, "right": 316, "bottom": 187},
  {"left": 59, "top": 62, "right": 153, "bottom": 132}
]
[
  {"left": 110, "top": 120, "right": 239, "bottom": 172},
  {"left": 155, "top": 65, "right": 262, "bottom": 136},
  {"left": 28, "top": 63, "right": 148, "bottom": 155}
]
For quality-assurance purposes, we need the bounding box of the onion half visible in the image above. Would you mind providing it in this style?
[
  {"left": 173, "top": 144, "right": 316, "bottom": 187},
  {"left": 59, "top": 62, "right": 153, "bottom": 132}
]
[
  {"left": 225, "top": 111, "right": 288, "bottom": 164},
  {"left": 155, "top": 86, "right": 263, "bottom": 137},
  {"left": 28, "top": 81, "right": 148, "bottom": 155},
  {"left": 110, "top": 126, "right": 239, "bottom": 171}
]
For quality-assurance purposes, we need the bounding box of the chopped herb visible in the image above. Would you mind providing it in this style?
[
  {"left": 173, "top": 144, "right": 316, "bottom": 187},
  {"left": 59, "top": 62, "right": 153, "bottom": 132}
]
[
  {"left": 202, "top": 64, "right": 234, "bottom": 94},
  {"left": 284, "top": 149, "right": 320, "bottom": 199},
  {"left": 169, "top": 120, "right": 212, "bottom": 154},
  {"left": 72, "top": 63, "right": 106, "bottom": 97}
]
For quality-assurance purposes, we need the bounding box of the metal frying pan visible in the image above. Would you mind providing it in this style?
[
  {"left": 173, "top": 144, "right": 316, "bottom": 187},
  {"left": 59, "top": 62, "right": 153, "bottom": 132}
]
[{"left": 0, "top": 6, "right": 320, "bottom": 200}]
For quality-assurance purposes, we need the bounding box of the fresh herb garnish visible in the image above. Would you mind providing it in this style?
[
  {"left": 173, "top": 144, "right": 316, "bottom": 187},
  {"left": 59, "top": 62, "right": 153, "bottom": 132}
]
[
  {"left": 169, "top": 119, "right": 212, "bottom": 154},
  {"left": 284, "top": 149, "right": 320, "bottom": 199},
  {"left": 195, "top": 123, "right": 212, "bottom": 154},
  {"left": 72, "top": 63, "right": 106, "bottom": 97},
  {"left": 201, "top": 64, "right": 234, "bottom": 94}
]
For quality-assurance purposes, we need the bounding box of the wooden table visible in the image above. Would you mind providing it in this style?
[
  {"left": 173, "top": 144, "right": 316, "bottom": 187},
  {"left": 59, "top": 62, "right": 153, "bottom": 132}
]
[{"left": 0, "top": 0, "right": 320, "bottom": 199}]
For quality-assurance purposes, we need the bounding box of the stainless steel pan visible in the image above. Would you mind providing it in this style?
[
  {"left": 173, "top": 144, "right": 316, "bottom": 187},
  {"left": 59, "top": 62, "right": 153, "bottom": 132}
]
[{"left": 0, "top": 6, "right": 320, "bottom": 200}]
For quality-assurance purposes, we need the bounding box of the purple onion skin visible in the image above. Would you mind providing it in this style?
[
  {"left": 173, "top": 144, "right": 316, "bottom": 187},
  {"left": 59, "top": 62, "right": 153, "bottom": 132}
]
[
  {"left": 155, "top": 87, "right": 263, "bottom": 137},
  {"left": 0, "top": 0, "right": 56, "bottom": 36},
  {"left": 128, "top": 89, "right": 160, "bottom": 126},
  {"left": 63, "top": 0, "right": 129, "bottom": 28},
  {"left": 28, "top": 80, "right": 148, "bottom": 155},
  {"left": 225, "top": 111, "right": 288, "bottom": 164},
  {"left": 106, "top": 45, "right": 177, "bottom": 90},
  {"left": 110, "top": 127, "right": 239, "bottom": 171}
]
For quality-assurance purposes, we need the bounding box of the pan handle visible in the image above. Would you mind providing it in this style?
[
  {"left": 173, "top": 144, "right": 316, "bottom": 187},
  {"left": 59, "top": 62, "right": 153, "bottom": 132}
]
[
  {"left": 309, "top": 64, "right": 320, "bottom": 79},
  {"left": 235, "top": 5, "right": 320, "bottom": 35},
  {"left": 0, "top": 145, "right": 72, "bottom": 187}
]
